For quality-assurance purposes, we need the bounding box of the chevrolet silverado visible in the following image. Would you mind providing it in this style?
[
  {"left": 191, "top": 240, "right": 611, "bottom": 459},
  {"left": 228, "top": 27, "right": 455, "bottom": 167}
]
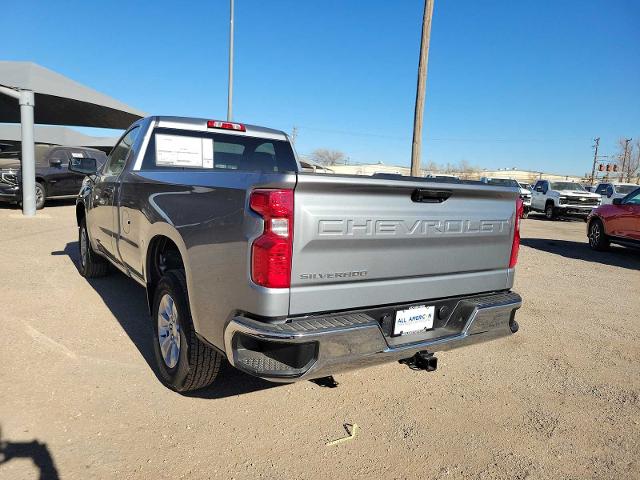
[{"left": 71, "top": 116, "right": 523, "bottom": 392}]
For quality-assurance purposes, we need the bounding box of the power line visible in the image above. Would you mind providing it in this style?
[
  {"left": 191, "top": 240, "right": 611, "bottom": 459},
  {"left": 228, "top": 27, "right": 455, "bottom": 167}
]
[{"left": 294, "top": 125, "right": 593, "bottom": 144}]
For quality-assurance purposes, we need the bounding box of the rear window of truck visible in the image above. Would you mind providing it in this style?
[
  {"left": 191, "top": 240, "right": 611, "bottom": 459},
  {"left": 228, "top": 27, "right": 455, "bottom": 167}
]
[{"left": 141, "top": 128, "right": 297, "bottom": 173}]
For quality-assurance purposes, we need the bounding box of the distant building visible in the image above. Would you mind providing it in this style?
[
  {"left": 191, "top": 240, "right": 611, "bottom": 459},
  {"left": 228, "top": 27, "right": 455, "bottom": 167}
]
[
  {"left": 477, "top": 169, "right": 583, "bottom": 183},
  {"left": 330, "top": 162, "right": 409, "bottom": 176},
  {"left": 322, "top": 163, "right": 585, "bottom": 183}
]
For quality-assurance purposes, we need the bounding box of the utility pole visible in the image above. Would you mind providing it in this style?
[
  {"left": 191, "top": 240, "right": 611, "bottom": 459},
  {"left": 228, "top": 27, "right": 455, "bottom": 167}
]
[
  {"left": 590, "top": 137, "right": 600, "bottom": 186},
  {"left": 227, "top": 0, "right": 235, "bottom": 121},
  {"left": 621, "top": 138, "right": 631, "bottom": 182},
  {"left": 410, "top": 0, "right": 435, "bottom": 177},
  {"left": 290, "top": 126, "right": 299, "bottom": 144}
]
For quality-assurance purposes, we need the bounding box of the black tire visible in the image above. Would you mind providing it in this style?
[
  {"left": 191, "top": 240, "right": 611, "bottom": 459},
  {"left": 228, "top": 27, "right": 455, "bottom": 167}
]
[
  {"left": 78, "top": 218, "right": 110, "bottom": 277},
  {"left": 35, "top": 182, "right": 46, "bottom": 210},
  {"left": 521, "top": 209, "right": 529, "bottom": 219},
  {"left": 544, "top": 203, "right": 557, "bottom": 220},
  {"left": 152, "top": 270, "right": 222, "bottom": 392},
  {"left": 588, "top": 218, "right": 610, "bottom": 251}
]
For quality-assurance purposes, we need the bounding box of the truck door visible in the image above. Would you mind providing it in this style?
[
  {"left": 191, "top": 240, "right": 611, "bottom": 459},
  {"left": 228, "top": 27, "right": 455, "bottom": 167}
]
[
  {"left": 532, "top": 181, "right": 545, "bottom": 210},
  {"left": 44, "top": 148, "right": 71, "bottom": 196},
  {"left": 66, "top": 149, "right": 91, "bottom": 195},
  {"left": 595, "top": 183, "right": 611, "bottom": 205},
  {"left": 87, "top": 127, "right": 139, "bottom": 262}
]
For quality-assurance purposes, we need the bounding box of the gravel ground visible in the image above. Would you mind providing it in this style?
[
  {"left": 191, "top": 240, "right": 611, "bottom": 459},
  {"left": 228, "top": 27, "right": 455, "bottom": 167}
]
[{"left": 1, "top": 203, "right": 638, "bottom": 480}]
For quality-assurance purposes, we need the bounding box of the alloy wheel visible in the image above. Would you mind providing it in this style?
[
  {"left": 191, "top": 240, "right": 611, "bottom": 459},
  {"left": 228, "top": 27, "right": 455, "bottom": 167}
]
[
  {"left": 80, "top": 225, "right": 88, "bottom": 267},
  {"left": 36, "top": 186, "right": 44, "bottom": 205},
  {"left": 157, "top": 294, "right": 181, "bottom": 369},
  {"left": 589, "top": 222, "right": 600, "bottom": 247}
]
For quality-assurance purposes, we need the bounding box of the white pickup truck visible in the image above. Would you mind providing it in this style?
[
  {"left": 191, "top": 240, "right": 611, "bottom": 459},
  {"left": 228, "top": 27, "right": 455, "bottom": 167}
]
[
  {"left": 594, "top": 182, "right": 639, "bottom": 205},
  {"left": 531, "top": 179, "right": 601, "bottom": 220}
]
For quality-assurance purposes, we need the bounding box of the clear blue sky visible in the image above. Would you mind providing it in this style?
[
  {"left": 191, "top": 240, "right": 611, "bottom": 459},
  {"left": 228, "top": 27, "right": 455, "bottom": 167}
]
[{"left": 3, "top": 0, "right": 639, "bottom": 175}]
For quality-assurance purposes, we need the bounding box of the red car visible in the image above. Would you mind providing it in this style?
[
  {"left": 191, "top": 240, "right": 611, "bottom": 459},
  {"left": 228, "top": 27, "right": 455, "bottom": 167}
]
[{"left": 587, "top": 186, "right": 640, "bottom": 250}]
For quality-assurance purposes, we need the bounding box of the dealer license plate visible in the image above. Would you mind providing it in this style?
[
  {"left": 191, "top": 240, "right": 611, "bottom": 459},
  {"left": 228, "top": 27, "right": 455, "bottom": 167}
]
[{"left": 393, "top": 305, "right": 435, "bottom": 336}]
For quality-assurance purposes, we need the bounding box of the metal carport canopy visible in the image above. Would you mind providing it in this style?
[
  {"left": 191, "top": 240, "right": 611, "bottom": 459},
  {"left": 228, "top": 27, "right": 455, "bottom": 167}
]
[
  {"left": 0, "top": 61, "right": 146, "bottom": 215},
  {"left": 0, "top": 124, "right": 117, "bottom": 150},
  {"left": 0, "top": 61, "right": 145, "bottom": 128}
]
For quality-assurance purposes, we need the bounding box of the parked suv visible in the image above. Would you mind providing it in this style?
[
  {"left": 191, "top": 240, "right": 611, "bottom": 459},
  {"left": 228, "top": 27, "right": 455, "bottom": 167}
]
[
  {"left": 0, "top": 145, "right": 107, "bottom": 209},
  {"left": 593, "top": 182, "right": 639, "bottom": 205},
  {"left": 531, "top": 180, "right": 600, "bottom": 220},
  {"left": 587, "top": 187, "right": 640, "bottom": 250}
]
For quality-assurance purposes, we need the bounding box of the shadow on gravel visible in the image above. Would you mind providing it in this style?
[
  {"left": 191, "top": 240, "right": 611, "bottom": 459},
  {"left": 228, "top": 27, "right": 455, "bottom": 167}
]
[
  {"left": 527, "top": 213, "right": 585, "bottom": 222},
  {"left": 0, "top": 426, "right": 59, "bottom": 480},
  {"left": 0, "top": 198, "right": 75, "bottom": 210},
  {"left": 53, "top": 241, "right": 281, "bottom": 399},
  {"left": 521, "top": 238, "right": 640, "bottom": 271},
  {"left": 184, "top": 362, "right": 279, "bottom": 399}
]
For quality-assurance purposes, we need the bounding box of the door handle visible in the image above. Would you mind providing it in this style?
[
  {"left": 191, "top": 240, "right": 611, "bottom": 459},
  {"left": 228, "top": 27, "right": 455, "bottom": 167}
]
[{"left": 412, "top": 188, "right": 452, "bottom": 203}]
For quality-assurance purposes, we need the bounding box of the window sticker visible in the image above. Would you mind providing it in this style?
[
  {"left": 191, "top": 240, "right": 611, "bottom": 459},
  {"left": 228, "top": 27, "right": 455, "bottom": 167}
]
[
  {"left": 155, "top": 134, "right": 214, "bottom": 168},
  {"left": 71, "top": 152, "right": 84, "bottom": 158},
  {"left": 202, "top": 138, "right": 213, "bottom": 168}
]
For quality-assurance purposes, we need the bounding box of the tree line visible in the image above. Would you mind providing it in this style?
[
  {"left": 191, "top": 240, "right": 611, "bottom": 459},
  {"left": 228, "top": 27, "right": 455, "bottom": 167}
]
[{"left": 613, "top": 138, "right": 640, "bottom": 183}]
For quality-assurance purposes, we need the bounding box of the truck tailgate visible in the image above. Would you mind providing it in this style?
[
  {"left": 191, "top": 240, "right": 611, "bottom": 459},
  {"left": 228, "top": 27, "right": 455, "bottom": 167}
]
[{"left": 289, "top": 174, "right": 518, "bottom": 315}]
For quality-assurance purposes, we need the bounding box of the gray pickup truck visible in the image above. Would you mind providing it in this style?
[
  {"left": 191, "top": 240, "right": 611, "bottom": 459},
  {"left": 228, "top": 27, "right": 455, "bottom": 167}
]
[{"left": 71, "top": 116, "right": 523, "bottom": 392}]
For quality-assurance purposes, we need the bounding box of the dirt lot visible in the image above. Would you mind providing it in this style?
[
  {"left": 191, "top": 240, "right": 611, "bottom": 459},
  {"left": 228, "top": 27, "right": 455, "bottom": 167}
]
[{"left": 1, "top": 203, "right": 638, "bottom": 480}]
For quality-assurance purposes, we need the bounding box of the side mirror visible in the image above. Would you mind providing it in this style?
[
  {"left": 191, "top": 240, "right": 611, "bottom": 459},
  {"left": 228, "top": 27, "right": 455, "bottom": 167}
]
[
  {"left": 612, "top": 198, "right": 623, "bottom": 205},
  {"left": 50, "top": 158, "right": 62, "bottom": 167},
  {"left": 69, "top": 157, "right": 97, "bottom": 175},
  {"left": 542, "top": 187, "right": 548, "bottom": 194}
]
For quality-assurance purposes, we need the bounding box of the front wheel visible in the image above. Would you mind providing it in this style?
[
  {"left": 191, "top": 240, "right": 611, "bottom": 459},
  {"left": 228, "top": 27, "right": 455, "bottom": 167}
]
[
  {"left": 78, "top": 218, "right": 110, "bottom": 277},
  {"left": 35, "top": 182, "right": 46, "bottom": 210},
  {"left": 152, "top": 270, "right": 222, "bottom": 392},
  {"left": 588, "top": 219, "right": 609, "bottom": 251}
]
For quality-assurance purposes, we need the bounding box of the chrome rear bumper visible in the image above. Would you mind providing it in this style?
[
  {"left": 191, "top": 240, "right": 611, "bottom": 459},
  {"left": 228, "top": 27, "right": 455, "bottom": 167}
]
[{"left": 224, "top": 291, "right": 522, "bottom": 382}]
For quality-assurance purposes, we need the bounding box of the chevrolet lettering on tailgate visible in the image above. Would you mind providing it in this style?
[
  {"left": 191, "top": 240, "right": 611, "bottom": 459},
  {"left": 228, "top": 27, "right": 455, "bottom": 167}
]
[{"left": 317, "top": 218, "right": 511, "bottom": 237}]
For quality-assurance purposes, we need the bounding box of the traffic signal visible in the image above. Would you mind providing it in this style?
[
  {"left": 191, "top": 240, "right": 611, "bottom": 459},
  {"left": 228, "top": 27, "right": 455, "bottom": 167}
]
[
  {"left": 613, "top": 164, "right": 618, "bottom": 172},
  {"left": 606, "top": 164, "right": 611, "bottom": 172},
  {"left": 598, "top": 164, "right": 604, "bottom": 171}
]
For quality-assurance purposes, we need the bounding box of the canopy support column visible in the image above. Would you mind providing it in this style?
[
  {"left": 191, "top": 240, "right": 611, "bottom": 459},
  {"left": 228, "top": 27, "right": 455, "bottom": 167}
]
[
  {"left": 0, "top": 86, "right": 36, "bottom": 216},
  {"left": 19, "top": 90, "right": 36, "bottom": 216}
]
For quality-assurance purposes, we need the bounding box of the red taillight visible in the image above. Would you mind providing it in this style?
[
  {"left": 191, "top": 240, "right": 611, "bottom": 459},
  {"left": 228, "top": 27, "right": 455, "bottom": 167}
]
[
  {"left": 509, "top": 197, "right": 523, "bottom": 268},
  {"left": 207, "top": 120, "right": 246, "bottom": 132},
  {"left": 250, "top": 189, "right": 293, "bottom": 288}
]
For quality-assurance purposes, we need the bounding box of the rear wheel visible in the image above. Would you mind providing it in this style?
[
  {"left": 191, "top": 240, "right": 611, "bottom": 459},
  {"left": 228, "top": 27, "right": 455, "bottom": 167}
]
[
  {"left": 588, "top": 218, "right": 609, "bottom": 251},
  {"left": 545, "top": 203, "right": 557, "bottom": 220},
  {"left": 78, "top": 218, "right": 110, "bottom": 277},
  {"left": 152, "top": 270, "right": 222, "bottom": 392}
]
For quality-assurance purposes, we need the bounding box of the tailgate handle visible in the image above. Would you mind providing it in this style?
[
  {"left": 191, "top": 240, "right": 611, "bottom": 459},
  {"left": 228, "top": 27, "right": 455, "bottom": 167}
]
[{"left": 411, "top": 188, "right": 452, "bottom": 203}]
